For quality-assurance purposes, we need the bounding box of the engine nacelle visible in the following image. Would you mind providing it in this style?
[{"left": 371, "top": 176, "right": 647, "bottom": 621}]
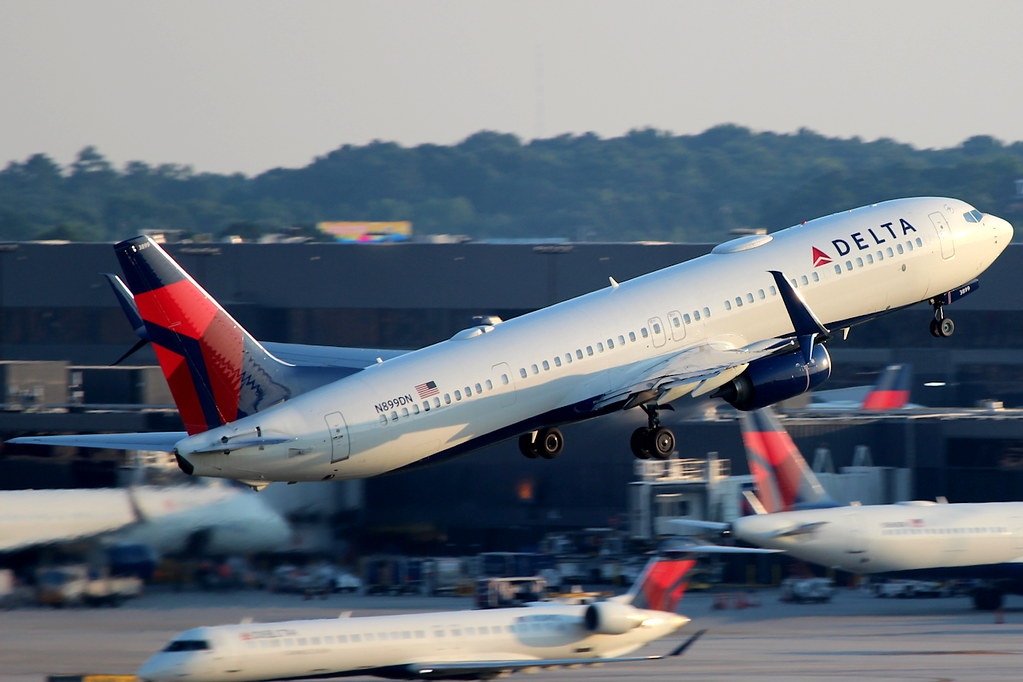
[
  {"left": 583, "top": 601, "right": 646, "bottom": 634},
  {"left": 715, "top": 346, "right": 832, "bottom": 411}
]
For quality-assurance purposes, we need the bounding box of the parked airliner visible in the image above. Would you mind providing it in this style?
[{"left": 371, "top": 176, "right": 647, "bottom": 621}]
[
  {"left": 719, "top": 407, "right": 1023, "bottom": 610},
  {"left": 136, "top": 539, "right": 762, "bottom": 681},
  {"left": 9, "top": 198, "right": 1012, "bottom": 487},
  {"left": 0, "top": 480, "right": 290, "bottom": 556}
]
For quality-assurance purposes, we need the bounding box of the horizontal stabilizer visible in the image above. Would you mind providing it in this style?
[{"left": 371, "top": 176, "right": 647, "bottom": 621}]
[
  {"left": 665, "top": 518, "right": 730, "bottom": 535},
  {"left": 773, "top": 521, "right": 829, "bottom": 538},
  {"left": 6, "top": 432, "right": 184, "bottom": 452},
  {"left": 189, "top": 436, "right": 295, "bottom": 454}
]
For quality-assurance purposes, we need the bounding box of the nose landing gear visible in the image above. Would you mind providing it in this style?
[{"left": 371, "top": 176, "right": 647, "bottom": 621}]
[{"left": 930, "top": 302, "right": 955, "bottom": 338}]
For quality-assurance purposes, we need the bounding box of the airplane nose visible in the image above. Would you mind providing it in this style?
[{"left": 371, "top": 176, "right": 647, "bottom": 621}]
[{"left": 137, "top": 654, "right": 182, "bottom": 681}]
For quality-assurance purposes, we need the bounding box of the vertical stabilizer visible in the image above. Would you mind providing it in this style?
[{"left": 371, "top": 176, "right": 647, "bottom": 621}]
[
  {"left": 622, "top": 541, "right": 698, "bottom": 612},
  {"left": 860, "top": 364, "right": 913, "bottom": 411},
  {"left": 114, "top": 236, "right": 337, "bottom": 435},
  {"left": 739, "top": 408, "right": 835, "bottom": 512}
]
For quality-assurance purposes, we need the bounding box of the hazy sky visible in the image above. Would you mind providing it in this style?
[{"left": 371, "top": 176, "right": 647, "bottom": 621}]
[{"left": 2, "top": 0, "right": 1022, "bottom": 176}]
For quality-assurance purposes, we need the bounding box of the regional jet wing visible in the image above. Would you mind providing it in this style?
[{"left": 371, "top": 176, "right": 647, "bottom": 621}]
[
  {"left": 6, "top": 431, "right": 184, "bottom": 452},
  {"left": 404, "top": 630, "right": 707, "bottom": 678}
]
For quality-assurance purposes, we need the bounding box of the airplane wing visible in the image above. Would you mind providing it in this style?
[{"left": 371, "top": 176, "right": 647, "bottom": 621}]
[
  {"left": 404, "top": 630, "right": 707, "bottom": 678},
  {"left": 593, "top": 336, "right": 797, "bottom": 410},
  {"left": 6, "top": 431, "right": 184, "bottom": 452}
]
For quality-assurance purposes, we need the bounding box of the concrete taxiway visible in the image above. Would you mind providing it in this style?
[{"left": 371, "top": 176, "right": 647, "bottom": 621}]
[{"left": 3, "top": 587, "right": 1022, "bottom": 682}]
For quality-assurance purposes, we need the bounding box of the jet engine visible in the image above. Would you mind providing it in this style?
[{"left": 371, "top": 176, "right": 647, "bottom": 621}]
[
  {"left": 583, "top": 601, "right": 646, "bottom": 634},
  {"left": 714, "top": 346, "right": 832, "bottom": 411}
]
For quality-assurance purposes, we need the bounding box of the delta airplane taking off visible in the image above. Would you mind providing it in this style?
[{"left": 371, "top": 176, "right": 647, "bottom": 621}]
[
  {"left": 137, "top": 539, "right": 760, "bottom": 682},
  {"left": 710, "top": 408, "right": 1023, "bottom": 610},
  {"left": 9, "top": 198, "right": 1012, "bottom": 487}
]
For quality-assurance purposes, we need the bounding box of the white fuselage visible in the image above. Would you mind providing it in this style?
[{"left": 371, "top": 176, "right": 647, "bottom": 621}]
[
  {"left": 137, "top": 603, "right": 688, "bottom": 682},
  {"left": 176, "top": 198, "right": 1012, "bottom": 482},
  {"left": 733, "top": 501, "right": 1023, "bottom": 574}
]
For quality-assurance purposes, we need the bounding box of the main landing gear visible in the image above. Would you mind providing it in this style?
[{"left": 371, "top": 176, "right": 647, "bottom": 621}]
[
  {"left": 518, "top": 427, "right": 564, "bottom": 459},
  {"left": 630, "top": 404, "right": 676, "bottom": 460},
  {"left": 929, "top": 301, "right": 955, "bottom": 338}
]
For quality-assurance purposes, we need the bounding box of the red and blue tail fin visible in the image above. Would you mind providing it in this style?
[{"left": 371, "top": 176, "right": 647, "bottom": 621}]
[
  {"left": 115, "top": 236, "right": 335, "bottom": 435},
  {"left": 623, "top": 543, "right": 698, "bottom": 612},
  {"left": 860, "top": 363, "right": 913, "bottom": 411},
  {"left": 739, "top": 407, "right": 834, "bottom": 513}
]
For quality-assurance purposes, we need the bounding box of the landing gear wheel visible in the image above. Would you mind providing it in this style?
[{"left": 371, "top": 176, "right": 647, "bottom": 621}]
[
  {"left": 536, "top": 427, "right": 563, "bottom": 459},
  {"left": 518, "top": 433, "right": 539, "bottom": 459},
  {"left": 649, "top": 427, "right": 676, "bottom": 459},
  {"left": 929, "top": 317, "right": 955, "bottom": 337},
  {"left": 630, "top": 428, "right": 652, "bottom": 459}
]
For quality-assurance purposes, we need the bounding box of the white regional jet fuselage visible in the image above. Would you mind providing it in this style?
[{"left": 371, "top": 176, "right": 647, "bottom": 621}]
[
  {"left": 175, "top": 198, "right": 1011, "bottom": 483},
  {"left": 138, "top": 601, "right": 687, "bottom": 682},
  {"left": 733, "top": 501, "right": 1023, "bottom": 574}
]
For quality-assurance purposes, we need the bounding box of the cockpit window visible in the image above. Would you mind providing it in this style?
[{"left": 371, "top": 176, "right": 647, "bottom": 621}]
[
  {"left": 163, "top": 639, "right": 210, "bottom": 652},
  {"left": 964, "top": 209, "right": 984, "bottom": 223}
]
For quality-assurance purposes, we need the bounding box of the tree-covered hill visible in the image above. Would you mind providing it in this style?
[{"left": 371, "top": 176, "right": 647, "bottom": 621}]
[{"left": 2, "top": 125, "right": 1022, "bottom": 243}]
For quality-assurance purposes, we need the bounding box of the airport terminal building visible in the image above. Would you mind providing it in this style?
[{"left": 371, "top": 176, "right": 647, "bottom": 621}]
[{"left": 2, "top": 239, "right": 1023, "bottom": 551}]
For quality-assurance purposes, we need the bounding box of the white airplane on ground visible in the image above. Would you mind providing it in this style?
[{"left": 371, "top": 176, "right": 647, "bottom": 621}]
[
  {"left": 0, "top": 480, "right": 290, "bottom": 556},
  {"left": 688, "top": 407, "right": 1023, "bottom": 610},
  {"left": 138, "top": 539, "right": 767, "bottom": 682},
  {"left": 800, "top": 363, "right": 916, "bottom": 411},
  {"left": 9, "top": 198, "right": 1012, "bottom": 486}
]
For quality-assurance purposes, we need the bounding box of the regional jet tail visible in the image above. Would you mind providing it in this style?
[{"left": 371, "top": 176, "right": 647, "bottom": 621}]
[
  {"left": 723, "top": 406, "right": 1023, "bottom": 611},
  {"left": 800, "top": 363, "right": 915, "bottom": 412},
  {"left": 138, "top": 538, "right": 772, "bottom": 682},
  {"left": 8, "top": 198, "right": 1013, "bottom": 487}
]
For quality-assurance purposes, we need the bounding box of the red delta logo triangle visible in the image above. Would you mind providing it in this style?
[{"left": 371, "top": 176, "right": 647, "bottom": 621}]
[{"left": 811, "top": 246, "right": 832, "bottom": 267}]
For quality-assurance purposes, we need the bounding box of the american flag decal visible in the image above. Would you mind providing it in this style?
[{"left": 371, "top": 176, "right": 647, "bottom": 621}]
[{"left": 415, "top": 381, "right": 439, "bottom": 399}]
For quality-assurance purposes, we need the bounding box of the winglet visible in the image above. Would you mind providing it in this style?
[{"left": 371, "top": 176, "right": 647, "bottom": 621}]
[
  {"left": 669, "top": 628, "right": 707, "bottom": 657},
  {"left": 768, "top": 271, "right": 830, "bottom": 364}
]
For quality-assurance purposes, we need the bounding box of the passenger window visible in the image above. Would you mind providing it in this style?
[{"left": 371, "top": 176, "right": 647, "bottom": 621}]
[
  {"left": 812, "top": 272, "right": 819, "bottom": 282},
  {"left": 800, "top": 275, "right": 808, "bottom": 285},
  {"left": 412, "top": 404, "right": 420, "bottom": 415},
  {"left": 475, "top": 382, "right": 483, "bottom": 393},
  {"left": 694, "top": 310, "right": 702, "bottom": 320},
  {"left": 454, "top": 390, "right": 462, "bottom": 401},
  {"left": 390, "top": 411, "right": 398, "bottom": 422},
  {"left": 734, "top": 297, "right": 742, "bottom": 307},
  {"left": 768, "top": 286, "right": 776, "bottom": 296},
  {"left": 629, "top": 331, "right": 637, "bottom": 342},
  {"left": 724, "top": 300, "right": 732, "bottom": 310},
  {"left": 586, "top": 345, "right": 594, "bottom": 356},
  {"left": 520, "top": 368, "right": 527, "bottom": 378},
  {"left": 757, "top": 289, "right": 765, "bottom": 299},
  {"left": 845, "top": 261, "right": 853, "bottom": 271},
  {"left": 834, "top": 264, "right": 842, "bottom": 274},
  {"left": 896, "top": 244, "right": 904, "bottom": 254},
  {"left": 464, "top": 386, "right": 472, "bottom": 397},
  {"left": 866, "top": 254, "right": 874, "bottom": 264},
  {"left": 444, "top": 393, "right": 452, "bottom": 405},
  {"left": 703, "top": 306, "right": 710, "bottom": 317},
  {"left": 790, "top": 278, "right": 797, "bottom": 287},
  {"left": 886, "top": 247, "right": 894, "bottom": 257},
  {"left": 433, "top": 397, "right": 441, "bottom": 408},
  {"left": 907, "top": 241, "right": 914, "bottom": 251},
  {"left": 501, "top": 374, "right": 509, "bottom": 385},
  {"left": 596, "top": 342, "right": 604, "bottom": 352},
  {"left": 531, "top": 364, "right": 539, "bottom": 374},
  {"left": 542, "top": 360, "right": 550, "bottom": 371},
  {"left": 576, "top": 349, "right": 583, "bottom": 359},
  {"left": 747, "top": 292, "right": 754, "bottom": 303},
  {"left": 683, "top": 313, "right": 691, "bottom": 324},
  {"left": 855, "top": 258, "right": 863, "bottom": 268},
  {"left": 640, "top": 328, "right": 649, "bottom": 338},
  {"left": 401, "top": 407, "right": 409, "bottom": 417},
  {"left": 422, "top": 401, "right": 430, "bottom": 412},
  {"left": 618, "top": 335, "right": 625, "bottom": 345},
  {"left": 877, "top": 250, "right": 884, "bottom": 261},
  {"left": 607, "top": 338, "right": 615, "bottom": 348},
  {"left": 565, "top": 353, "right": 573, "bottom": 364},
  {"left": 554, "top": 356, "right": 562, "bottom": 367},
  {"left": 379, "top": 414, "right": 387, "bottom": 426},
  {"left": 653, "top": 322, "right": 662, "bottom": 333},
  {"left": 916, "top": 237, "right": 923, "bottom": 247}
]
